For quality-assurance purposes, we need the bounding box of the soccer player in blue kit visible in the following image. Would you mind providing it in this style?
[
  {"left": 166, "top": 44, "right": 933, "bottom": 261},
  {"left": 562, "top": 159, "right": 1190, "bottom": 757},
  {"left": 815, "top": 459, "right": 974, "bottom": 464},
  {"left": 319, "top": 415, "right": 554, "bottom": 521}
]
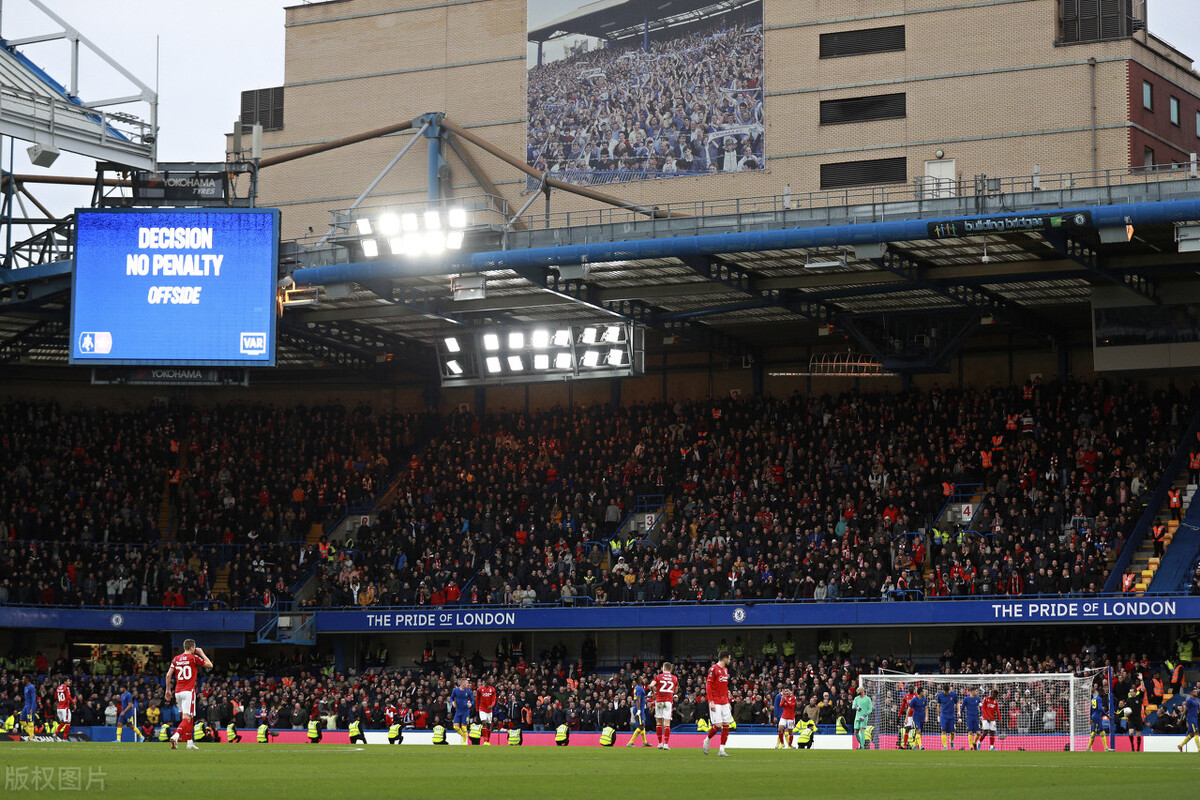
[
  {"left": 908, "top": 686, "right": 928, "bottom": 750},
  {"left": 1089, "top": 684, "right": 1110, "bottom": 752},
  {"left": 1179, "top": 687, "right": 1200, "bottom": 753},
  {"left": 626, "top": 680, "right": 651, "bottom": 747},
  {"left": 450, "top": 679, "right": 473, "bottom": 745},
  {"left": 961, "top": 687, "right": 982, "bottom": 750},
  {"left": 21, "top": 677, "right": 37, "bottom": 736},
  {"left": 935, "top": 685, "right": 958, "bottom": 750},
  {"left": 117, "top": 684, "right": 143, "bottom": 742}
]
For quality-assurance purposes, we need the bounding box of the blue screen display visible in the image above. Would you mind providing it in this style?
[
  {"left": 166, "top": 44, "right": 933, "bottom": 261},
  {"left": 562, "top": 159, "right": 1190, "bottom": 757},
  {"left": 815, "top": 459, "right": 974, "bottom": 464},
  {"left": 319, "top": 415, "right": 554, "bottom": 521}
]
[{"left": 70, "top": 208, "right": 279, "bottom": 366}]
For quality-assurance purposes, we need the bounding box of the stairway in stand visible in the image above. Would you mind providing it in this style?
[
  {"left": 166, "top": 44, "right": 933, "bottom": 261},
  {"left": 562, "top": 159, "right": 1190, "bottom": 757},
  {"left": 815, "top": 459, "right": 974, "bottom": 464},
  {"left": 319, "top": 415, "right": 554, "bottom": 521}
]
[
  {"left": 159, "top": 439, "right": 189, "bottom": 542},
  {"left": 156, "top": 481, "right": 173, "bottom": 542},
  {"left": 1127, "top": 476, "right": 1194, "bottom": 593},
  {"left": 211, "top": 565, "right": 231, "bottom": 599}
]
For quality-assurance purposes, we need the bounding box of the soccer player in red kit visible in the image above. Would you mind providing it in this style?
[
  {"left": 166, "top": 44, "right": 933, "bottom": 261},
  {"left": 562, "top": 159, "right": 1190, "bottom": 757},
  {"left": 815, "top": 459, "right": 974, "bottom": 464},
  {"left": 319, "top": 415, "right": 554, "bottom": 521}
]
[
  {"left": 777, "top": 688, "right": 797, "bottom": 748},
  {"left": 653, "top": 662, "right": 679, "bottom": 749},
  {"left": 980, "top": 689, "right": 1000, "bottom": 750},
  {"left": 899, "top": 685, "right": 916, "bottom": 749},
  {"left": 165, "top": 638, "right": 213, "bottom": 750},
  {"left": 703, "top": 650, "right": 733, "bottom": 757},
  {"left": 55, "top": 677, "right": 75, "bottom": 740},
  {"left": 476, "top": 681, "right": 497, "bottom": 745}
]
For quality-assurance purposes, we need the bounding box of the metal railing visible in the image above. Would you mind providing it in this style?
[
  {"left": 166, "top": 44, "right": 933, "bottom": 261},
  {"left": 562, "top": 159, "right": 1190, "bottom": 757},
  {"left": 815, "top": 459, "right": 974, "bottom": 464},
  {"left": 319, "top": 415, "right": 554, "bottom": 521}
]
[
  {"left": 326, "top": 192, "right": 512, "bottom": 233},
  {"left": 297, "top": 587, "right": 1191, "bottom": 612},
  {"left": 517, "top": 161, "right": 1200, "bottom": 231}
]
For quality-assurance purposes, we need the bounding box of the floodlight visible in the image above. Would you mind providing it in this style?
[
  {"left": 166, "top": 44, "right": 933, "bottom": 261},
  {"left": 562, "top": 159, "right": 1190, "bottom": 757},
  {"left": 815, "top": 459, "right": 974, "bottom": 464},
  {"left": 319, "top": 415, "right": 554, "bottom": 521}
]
[
  {"left": 379, "top": 213, "right": 400, "bottom": 236},
  {"left": 533, "top": 354, "right": 550, "bottom": 370},
  {"left": 607, "top": 349, "right": 625, "bottom": 366},
  {"left": 444, "top": 336, "right": 461, "bottom": 353},
  {"left": 403, "top": 233, "right": 423, "bottom": 257},
  {"left": 361, "top": 239, "right": 379, "bottom": 258},
  {"left": 531, "top": 329, "right": 550, "bottom": 349},
  {"left": 446, "top": 230, "right": 465, "bottom": 249},
  {"left": 388, "top": 237, "right": 405, "bottom": 256},
  {"left": 581, "top": 327, "right": 599, "bottom": 344},
  {"left": 448, "top": 207, "right": 468, "bottom": 229},
  {"left": 485, "top": 356, "right": 502, "bottom": 373},
  {"left": 424, "top": 210, "right": 442, "bottom": 230},
  {"left": 508, "top": 332, "right": 524, "bottom": 349},
  {"left": 553, "top": 329, "right": 571, "bottom": 347},
  {"left": 356, "top": 218, "right": 373, "bottom": 235},
  {"left": 446, "top": 360, "right": 463, "bottom": 375},
  {"left": 603, "top": 325, "right": 622, "bottom": 343},
  {"left": 483, "top": 333, "right": 500, "bottom": 351},
  {"left": 425, "top": 230, "right": 446, "bottom": 255},
  {"left": 507, "top": 355, "right": 524, "bottom": 371},
  {"left": 554, "top": 352, "right": 573, "bottom": 370},
  {"left": 401, "top": 213, "right": 419, "bottom": 232},
  {"left": 581, "top": 350, "right": 600, "bottom": 367}
]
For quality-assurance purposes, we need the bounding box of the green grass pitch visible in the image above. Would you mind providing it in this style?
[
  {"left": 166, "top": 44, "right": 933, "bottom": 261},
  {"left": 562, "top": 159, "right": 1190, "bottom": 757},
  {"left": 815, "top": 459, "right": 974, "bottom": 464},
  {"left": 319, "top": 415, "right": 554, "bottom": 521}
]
[{"left": 5, "top": 743, "right": 1196, "bottom": 799}]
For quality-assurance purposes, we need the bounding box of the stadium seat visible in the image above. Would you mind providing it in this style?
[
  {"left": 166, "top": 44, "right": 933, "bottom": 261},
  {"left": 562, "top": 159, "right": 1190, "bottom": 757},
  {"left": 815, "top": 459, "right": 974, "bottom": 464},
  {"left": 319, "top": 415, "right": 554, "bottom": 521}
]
[
  {"left": 1134, "top": 582, "right": 1146, "bottom": 592},
  {"left": 1167, "top": 520, "right": 1179, "bottom": 533},
  {"left": 1140, "top": 570, "right": 1154, "bottom": 583}
]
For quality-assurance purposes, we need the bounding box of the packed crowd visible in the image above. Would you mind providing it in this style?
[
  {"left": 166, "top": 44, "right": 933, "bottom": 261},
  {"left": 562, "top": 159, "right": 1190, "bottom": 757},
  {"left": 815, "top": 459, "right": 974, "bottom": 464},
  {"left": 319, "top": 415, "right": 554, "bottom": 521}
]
[
  {"left": 1, "top": 379, "right": 1188, "bottom": 610},
  {"left": 0, "top": 399, "right": 434, "bottom": 608},
  {"left": 0, "top": 538, "right": 306, "bottom": 609},
  {"left": 527, "top": 16, "right": 764, "bottom": 182},
  {"left": 311, "top": 378, "right": 1182, "bottom": 610},
  {"left": 924, "top": 380, "right": 1178, "bottom": 597},
  {"left": 0, "top": 400, "right": 175, "bottom": 544},
  {"left": 171, "top": 403, "right": 433, "bottom": 546},
  {"left": 1, "top": 626, "right": 1176, "bottom": 734}
]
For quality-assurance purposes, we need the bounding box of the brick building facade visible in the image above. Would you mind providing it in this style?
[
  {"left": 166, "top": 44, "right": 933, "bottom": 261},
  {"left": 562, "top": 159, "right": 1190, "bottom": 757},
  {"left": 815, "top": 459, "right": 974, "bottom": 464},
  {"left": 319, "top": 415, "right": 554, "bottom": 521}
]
[{"left": 240, "top": 0, "right": 1200, "bottom": 239}]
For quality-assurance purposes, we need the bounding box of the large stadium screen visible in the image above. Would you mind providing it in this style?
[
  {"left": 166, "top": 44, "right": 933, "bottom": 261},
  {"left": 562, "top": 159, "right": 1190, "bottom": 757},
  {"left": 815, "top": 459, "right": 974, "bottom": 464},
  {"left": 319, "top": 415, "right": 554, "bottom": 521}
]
[
  {"left": 526, "top": 0, "right": 764, "bottom": 188},
  {"left": 70, "top": 208, "right": 280, "bottom": 367}
]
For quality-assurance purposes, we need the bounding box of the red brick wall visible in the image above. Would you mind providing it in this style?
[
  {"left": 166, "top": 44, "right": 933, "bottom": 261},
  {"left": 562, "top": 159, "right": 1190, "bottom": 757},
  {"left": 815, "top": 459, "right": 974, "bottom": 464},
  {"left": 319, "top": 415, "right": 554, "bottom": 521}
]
[{"left": 1128, "top": 61, "right": 1200, "bottom": 168}]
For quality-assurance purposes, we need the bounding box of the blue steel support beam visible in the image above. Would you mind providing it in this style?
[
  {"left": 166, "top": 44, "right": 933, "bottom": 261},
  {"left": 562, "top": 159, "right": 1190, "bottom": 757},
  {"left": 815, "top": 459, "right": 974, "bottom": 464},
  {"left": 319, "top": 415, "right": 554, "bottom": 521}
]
[
  {"left": 657, "top": 299, "right": 775, "bottom": 321},
  {"left": 293, "top": 198, "right": 1200, "bottom": 287},
  {"left": 873, "top": 247, "right": 1063, "bottom": 341},
  {"left": 679, "top": 256, "right": 836, "bottom": 321},
  {"left": 838, "top": 313, "right": 982, "bottom": 374},
  {"left": 1042, "top": 231, "right": 1159, "bottom": 304},
  {"left": 421, "top": 112, "right": 446, "bottom": 203},
  {"left": 514, "top": 265, "right": 761, "bottom": 360}
]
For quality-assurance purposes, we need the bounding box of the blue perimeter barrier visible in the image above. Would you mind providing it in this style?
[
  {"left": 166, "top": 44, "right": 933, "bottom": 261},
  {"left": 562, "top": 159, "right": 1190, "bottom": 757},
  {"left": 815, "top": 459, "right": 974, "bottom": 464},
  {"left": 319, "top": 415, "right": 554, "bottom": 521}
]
[{"left": 1, "top": 594, "right": 1195, "bottom": 633}]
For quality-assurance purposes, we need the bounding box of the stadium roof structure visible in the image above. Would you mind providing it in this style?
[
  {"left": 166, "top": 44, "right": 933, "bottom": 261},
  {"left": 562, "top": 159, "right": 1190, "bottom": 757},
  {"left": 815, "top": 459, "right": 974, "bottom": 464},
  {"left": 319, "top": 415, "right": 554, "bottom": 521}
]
[
  {"left": 0, "top": 0, "right": 157, "bottom": 171},
  {"left": 528, "top": 0, "right": 760, "bottom": 43},
  {"left": 4, "top": 167, "right": 1200, "bottom": 377},
  {"left": 3, "top": 107, "right": 1200, "bottom": 380}
]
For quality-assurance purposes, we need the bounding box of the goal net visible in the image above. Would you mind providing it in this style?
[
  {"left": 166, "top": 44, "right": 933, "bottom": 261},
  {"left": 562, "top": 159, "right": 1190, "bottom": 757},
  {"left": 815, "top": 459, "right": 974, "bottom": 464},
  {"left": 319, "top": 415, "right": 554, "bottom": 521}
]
[{"left": 857, "top": 671, "right": 1104, "bottom": 752}]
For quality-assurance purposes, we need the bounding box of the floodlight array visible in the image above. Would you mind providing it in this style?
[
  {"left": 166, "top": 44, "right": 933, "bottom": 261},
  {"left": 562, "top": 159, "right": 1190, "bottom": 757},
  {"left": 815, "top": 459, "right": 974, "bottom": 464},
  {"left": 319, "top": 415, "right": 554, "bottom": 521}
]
[
  {"left": 355, "top": 207, "right": 469, "bottom": 258},
  {"left": 436, "top": 323, "right": 641, "bottom": 386}
]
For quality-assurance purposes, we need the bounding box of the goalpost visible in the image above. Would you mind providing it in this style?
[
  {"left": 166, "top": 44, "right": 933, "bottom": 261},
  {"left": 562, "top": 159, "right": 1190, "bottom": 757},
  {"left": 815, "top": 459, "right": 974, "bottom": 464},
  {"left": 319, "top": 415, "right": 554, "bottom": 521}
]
[{"left": 857, "top": 671, "right": 1104, "bottom": 752}]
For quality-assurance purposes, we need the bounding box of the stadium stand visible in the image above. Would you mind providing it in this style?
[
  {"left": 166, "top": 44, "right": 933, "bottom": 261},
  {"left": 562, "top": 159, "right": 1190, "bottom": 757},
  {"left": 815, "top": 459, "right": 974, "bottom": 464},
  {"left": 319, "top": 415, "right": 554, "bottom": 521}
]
[
  {"left": 0, "top": 378, "right": 1186, "bottom": 610},
  {"left": 304, "top": 379, "right": 1181, "bottom": 608},
  {"left": 0, "top": 401, "right": 435, "bottom": 609},
  {"left": 0, "top": 623, "right": 1174, "bottom": 734}
]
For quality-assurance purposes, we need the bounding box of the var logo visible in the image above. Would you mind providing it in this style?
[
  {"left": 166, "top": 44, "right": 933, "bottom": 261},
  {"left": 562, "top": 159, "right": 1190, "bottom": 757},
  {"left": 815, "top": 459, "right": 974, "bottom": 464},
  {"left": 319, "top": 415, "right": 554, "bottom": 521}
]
[{"left": 240, "top": 332, "right": 267, "bottom": 355}]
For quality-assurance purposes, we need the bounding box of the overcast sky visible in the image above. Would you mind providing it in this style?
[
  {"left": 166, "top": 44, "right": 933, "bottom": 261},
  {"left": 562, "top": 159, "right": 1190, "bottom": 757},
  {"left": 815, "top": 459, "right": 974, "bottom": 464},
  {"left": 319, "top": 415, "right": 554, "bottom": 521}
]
[{"left": 3, "top": 0, "right": 1199, "bottom": 213}]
